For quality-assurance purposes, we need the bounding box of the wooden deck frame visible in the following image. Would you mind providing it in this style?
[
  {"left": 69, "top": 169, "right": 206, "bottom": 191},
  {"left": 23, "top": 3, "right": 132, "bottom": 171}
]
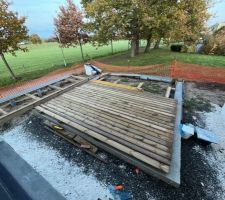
[{"left": 37, "top": 82, "right": 182, "bottom": 187}]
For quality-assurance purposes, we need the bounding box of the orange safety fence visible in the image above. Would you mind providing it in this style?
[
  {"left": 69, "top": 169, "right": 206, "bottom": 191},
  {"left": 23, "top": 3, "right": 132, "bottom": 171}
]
[
  {"left": 91, "top": 60, "right": 172, "bottom": 77},
  {"left": 91, "top": 60, "right": 225, "bottom": 84},
  {"left": 172, "top": 61, "right": 225, "bottom": 84}
]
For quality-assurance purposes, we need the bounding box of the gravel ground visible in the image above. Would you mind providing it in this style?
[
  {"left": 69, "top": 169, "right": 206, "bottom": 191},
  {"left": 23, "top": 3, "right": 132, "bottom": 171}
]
[
  {"left": 0, "top": 113, "right": 224, "bottom": 200},
  {"left": 0, "top": 81, "right": 224, "bottom": 200}
]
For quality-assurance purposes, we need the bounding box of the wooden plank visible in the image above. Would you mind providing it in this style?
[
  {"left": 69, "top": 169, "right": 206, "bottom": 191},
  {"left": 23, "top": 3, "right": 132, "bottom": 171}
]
[
  {"left": 48, "top": 85, "right": 62, "bottom": 90},
  {"left": 0, "top": 78, "right": 90, "bottom": 125},
  {"left": 48, "top": 98, "right": 172, "bottom": 147},
  {"left": 66, "top": 90, "right": 176, "bottom": 123},
  {"left": 44, "top": 125, "right": 106, "bottom": 163},
  {"left": 78, "top": 84, "right": 176, "bottom": 108},
  {"left": 36, "top": 106, "right": 170, "bottom": 173},
  {"left": 137, "top": 82, "right": 144, "bottom": 90},
  {"left": 0, "top": 108, "right": 7, "bottom": 115},
  {"left": 87, "top": 83, "right": 176, "bottom": 104},
  {"left": 38, "top": 113, "right": 179, "bottom": 187},
  {"left": 113, "top": 79, "right": 121, "bottom": 84},
  {"left": 92, "top": 80, "right": 140, "bottom": 91},
  {"left": 58, "top": 95, "right": 174, "bottom": 137},
  {"left": 165, "top": 87, "right": 172, "bottom": 98},
  {"left": 62, "top": 94, "right": 174, "bottom": 134},
  {"left": 86, "top": 82, "right": 176, "bottom": 104},
  {"left": 63, "top": 93, "right": 175, "bottom": 123},
  {"left": 55, "top": 95, "right": 175, "bottom": 133},
  {"left": 42, "top": 103, "right": 171, "bottom": 154},
  {"left": 83, "top": 85, "right": 176, "bottom": 106},
  {"left": 25, "top": 94, "right": 41, "bottom": 100},
  {"left": 68, "top": 88, "right": 176, "bottom": 115},
  {"left": 48, "top": 97, "right": 173, "bottom": 139},
  {"left": 38, "top": 106, "right": 171, "bottom": 166}
]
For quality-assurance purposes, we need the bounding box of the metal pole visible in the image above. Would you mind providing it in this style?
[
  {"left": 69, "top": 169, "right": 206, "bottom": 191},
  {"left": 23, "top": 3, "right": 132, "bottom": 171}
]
[{"left": 57, "top": 34, "right": 67, "bottom": 67}]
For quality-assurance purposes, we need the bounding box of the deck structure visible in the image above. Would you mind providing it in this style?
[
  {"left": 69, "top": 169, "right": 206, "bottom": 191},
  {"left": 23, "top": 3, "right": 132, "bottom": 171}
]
[{"left": 36, "top": 80, "right": 180, "bottom": 184}]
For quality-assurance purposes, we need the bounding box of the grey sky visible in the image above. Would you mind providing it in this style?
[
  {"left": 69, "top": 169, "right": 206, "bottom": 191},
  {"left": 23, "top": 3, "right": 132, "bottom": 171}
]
[{"left": 10, "top": 0, "right": 225, "bottom": 38}]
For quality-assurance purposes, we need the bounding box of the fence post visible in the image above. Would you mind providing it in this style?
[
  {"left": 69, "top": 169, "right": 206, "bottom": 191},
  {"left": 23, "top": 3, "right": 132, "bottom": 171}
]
[{"left": 171, "top": 59, "right": 177, "bottom": 78}]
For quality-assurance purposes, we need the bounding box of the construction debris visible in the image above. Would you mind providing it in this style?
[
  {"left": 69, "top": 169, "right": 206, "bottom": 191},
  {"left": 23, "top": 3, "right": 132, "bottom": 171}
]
[{"left": 195, "top": 127, "right": 219, "bottom": 144}]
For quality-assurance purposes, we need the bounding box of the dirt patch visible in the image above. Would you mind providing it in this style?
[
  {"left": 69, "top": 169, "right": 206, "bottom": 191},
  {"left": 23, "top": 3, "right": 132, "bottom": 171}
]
[
  {"left": 104, "top": 76, "right": 171, "bottom": 96},
  {"left": 185, "top": 82, "right": 225, "bottom": 107},
  {"left": 184, "top": 82, "right": 225, "bottom": 126}
]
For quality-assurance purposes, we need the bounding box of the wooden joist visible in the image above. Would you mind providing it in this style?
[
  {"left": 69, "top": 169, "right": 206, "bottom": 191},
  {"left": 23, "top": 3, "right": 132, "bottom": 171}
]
[
  {"left": 36, "top": 81, "right": 177, "bottom": 174},
  {"left": 92, "top": 80, "right": 140, "bottom": 91},
  {"left": 0, "top": 78, "right": 90, "bottom": 125},
  {"left": 36, "top": 106, "right": 170, "bottom": 173}
]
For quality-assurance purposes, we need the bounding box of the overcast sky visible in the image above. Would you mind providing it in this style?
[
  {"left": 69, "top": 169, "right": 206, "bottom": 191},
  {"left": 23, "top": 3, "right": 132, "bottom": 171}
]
[{"left": 11, "top": 0, "right": 225, "bottom": 38}]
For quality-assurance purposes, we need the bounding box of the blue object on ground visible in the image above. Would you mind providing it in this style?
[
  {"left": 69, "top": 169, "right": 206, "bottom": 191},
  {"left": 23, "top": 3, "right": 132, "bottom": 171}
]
[
  {"left": 109, "top": 186, "right": 132, "bottom": 200},
  {"left": 195, "top": 127, "right": 219, "bottom": 144}
]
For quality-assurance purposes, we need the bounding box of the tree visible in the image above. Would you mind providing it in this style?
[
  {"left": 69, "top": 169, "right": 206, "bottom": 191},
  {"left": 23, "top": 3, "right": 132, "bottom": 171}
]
[
  {"left": 0, "top": 0, "right": 28, "bottom": 79},
  {"left": 30, "top": 34, "right": 42, "bottom": 44},
  {"left": 82, "top": 0, "right": 143, "bottom": 57},
  {"left": 171, "top": 0, "right": 211, "bottom": 45},
  {"left": 54, "top": 0, "right": 88, "bottom": 62},
  {"left": 202, "top": 26, "right": 225, "bottom": 55}
]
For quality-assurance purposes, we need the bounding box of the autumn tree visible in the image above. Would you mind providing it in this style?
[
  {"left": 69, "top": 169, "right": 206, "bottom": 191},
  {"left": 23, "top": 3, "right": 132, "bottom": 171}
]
[
  {"left": 0, "top": 0, "right": 28, "bottom": 79},
  {"left": 82, "top": 0, "right": 144, "bottom": 57},
  {"left": 30, "top": 34, "right": 42, "bottom": 44},
  {"left": 171, "top": 0, "right": 211, "bottom": 45},
  {"left": 54, "top": 0, "right": 87, "bottom": 62}
]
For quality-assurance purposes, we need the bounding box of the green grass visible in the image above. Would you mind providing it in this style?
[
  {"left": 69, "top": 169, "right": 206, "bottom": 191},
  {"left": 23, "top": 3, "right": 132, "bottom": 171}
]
[
  {"left": 99, "top": 48, "right": 225, "bottom": 67},
  {"left": 0, "top": 41, "right": 129, "bottom": 87},
  {"left": 1, "top": 42, "right": 225, "bottom": 88}
]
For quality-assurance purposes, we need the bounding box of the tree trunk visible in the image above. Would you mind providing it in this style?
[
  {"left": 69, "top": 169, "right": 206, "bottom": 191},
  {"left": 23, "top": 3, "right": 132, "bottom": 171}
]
[
  {"left": 135, "top": 35, "right": 139, "bottom": 55},
  {"left": 79, "top": 40, "right": 85, "bottom": 62},
  {"left": 0, "top": 53, "right": 17, "bottom": 80},
  {"left": 144, "top": 34, "right": 152, "bottom": 53},
  {"left": 154, "top": 38, "right": 161, "bottom": 49},
  {"left": 130, "top": 35, "right": 139, "bottom": 57},
  {"left": 111, "top": 39, "right": 114, "bottom": 54}
]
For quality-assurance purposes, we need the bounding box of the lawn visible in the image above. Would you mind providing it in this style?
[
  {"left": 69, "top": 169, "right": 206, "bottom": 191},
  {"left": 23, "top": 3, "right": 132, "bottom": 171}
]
[
  {"left": 1, "top": 42, "right": 225, "bottom": 88},
  {"left": 99, "top": 48, "right": 225, "bottom": 67},
  {"left": 0, "top": 41, "right": 129, "bottom": 87}
]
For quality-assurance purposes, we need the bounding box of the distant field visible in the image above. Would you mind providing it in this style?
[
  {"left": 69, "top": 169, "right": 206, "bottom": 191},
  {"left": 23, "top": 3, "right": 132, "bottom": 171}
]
[
  {"left": 99, "top": 48, "right": 225, "bottom": 67},
  {"left": 1, "top": 41, "right": 225, "bottom": 88},
  {"left": 0, "top": 41, "right": 129, "bottom": 87}
]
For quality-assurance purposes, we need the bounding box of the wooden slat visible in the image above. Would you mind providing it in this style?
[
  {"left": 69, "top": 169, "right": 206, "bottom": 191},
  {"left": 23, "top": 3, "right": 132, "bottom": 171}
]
[
  {"left": 66, "top": 90, "right": 176, "bottom": 122},
  {"left": 36, "top": 106, "right": 170, "bottom": 173},
  {"left": 78, "top": 84, "right": 176, "bottom": 109},
  {"left": 88, "top": 83, "right": 176, "bottom": 104},
  {"left": 137, "top": 82, "right": 144, "bottom": 90},
  {"left": 0, "top": 108, "right": 7, "bottom": 115},
  {"left": 43, "top": 103, "right": 170, "bottom": 152},
  {"left": 0, "top": 78, "right": 90, "bottom": 125},
  {"left": 68, "top": 87, "right": 176, "bottom": 115},
  {"left": 48, "top": 97, "right": 172, "bottom": 147},
  {"left": 41, "top": 104, "right": 171, "bottom": 165},
  {"left": 62, "top": 94, "right": 174, "bottom": 134},
  {"left": 25, "top": 94, "right": 41, "bottom": 100},
  {"left": 93, "top": 80, "right": 140, "bottom": 91}
]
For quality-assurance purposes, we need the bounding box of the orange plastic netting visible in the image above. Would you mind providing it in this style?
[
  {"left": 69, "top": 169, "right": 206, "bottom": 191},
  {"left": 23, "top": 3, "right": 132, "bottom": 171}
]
[
  {"left": 172, "top": 61, "right": 225, "bottom": 84},
  {"left": 91, "top": 60, "right": 225, "bottom": 84},
  {"left": 91, "top": 61, "right": 172, "bottom": 77}
]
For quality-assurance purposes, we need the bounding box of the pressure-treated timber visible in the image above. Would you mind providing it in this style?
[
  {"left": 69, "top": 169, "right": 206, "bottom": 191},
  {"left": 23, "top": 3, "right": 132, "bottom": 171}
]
[
  {"left": 0, "top": 78, "right": 90, "bottom": 125},
  {"left": 36, "top": 106, "right": 170, "bottom": 173},
  {"left": 36, "top": 81, "right": 177, "bottom": 176}
]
